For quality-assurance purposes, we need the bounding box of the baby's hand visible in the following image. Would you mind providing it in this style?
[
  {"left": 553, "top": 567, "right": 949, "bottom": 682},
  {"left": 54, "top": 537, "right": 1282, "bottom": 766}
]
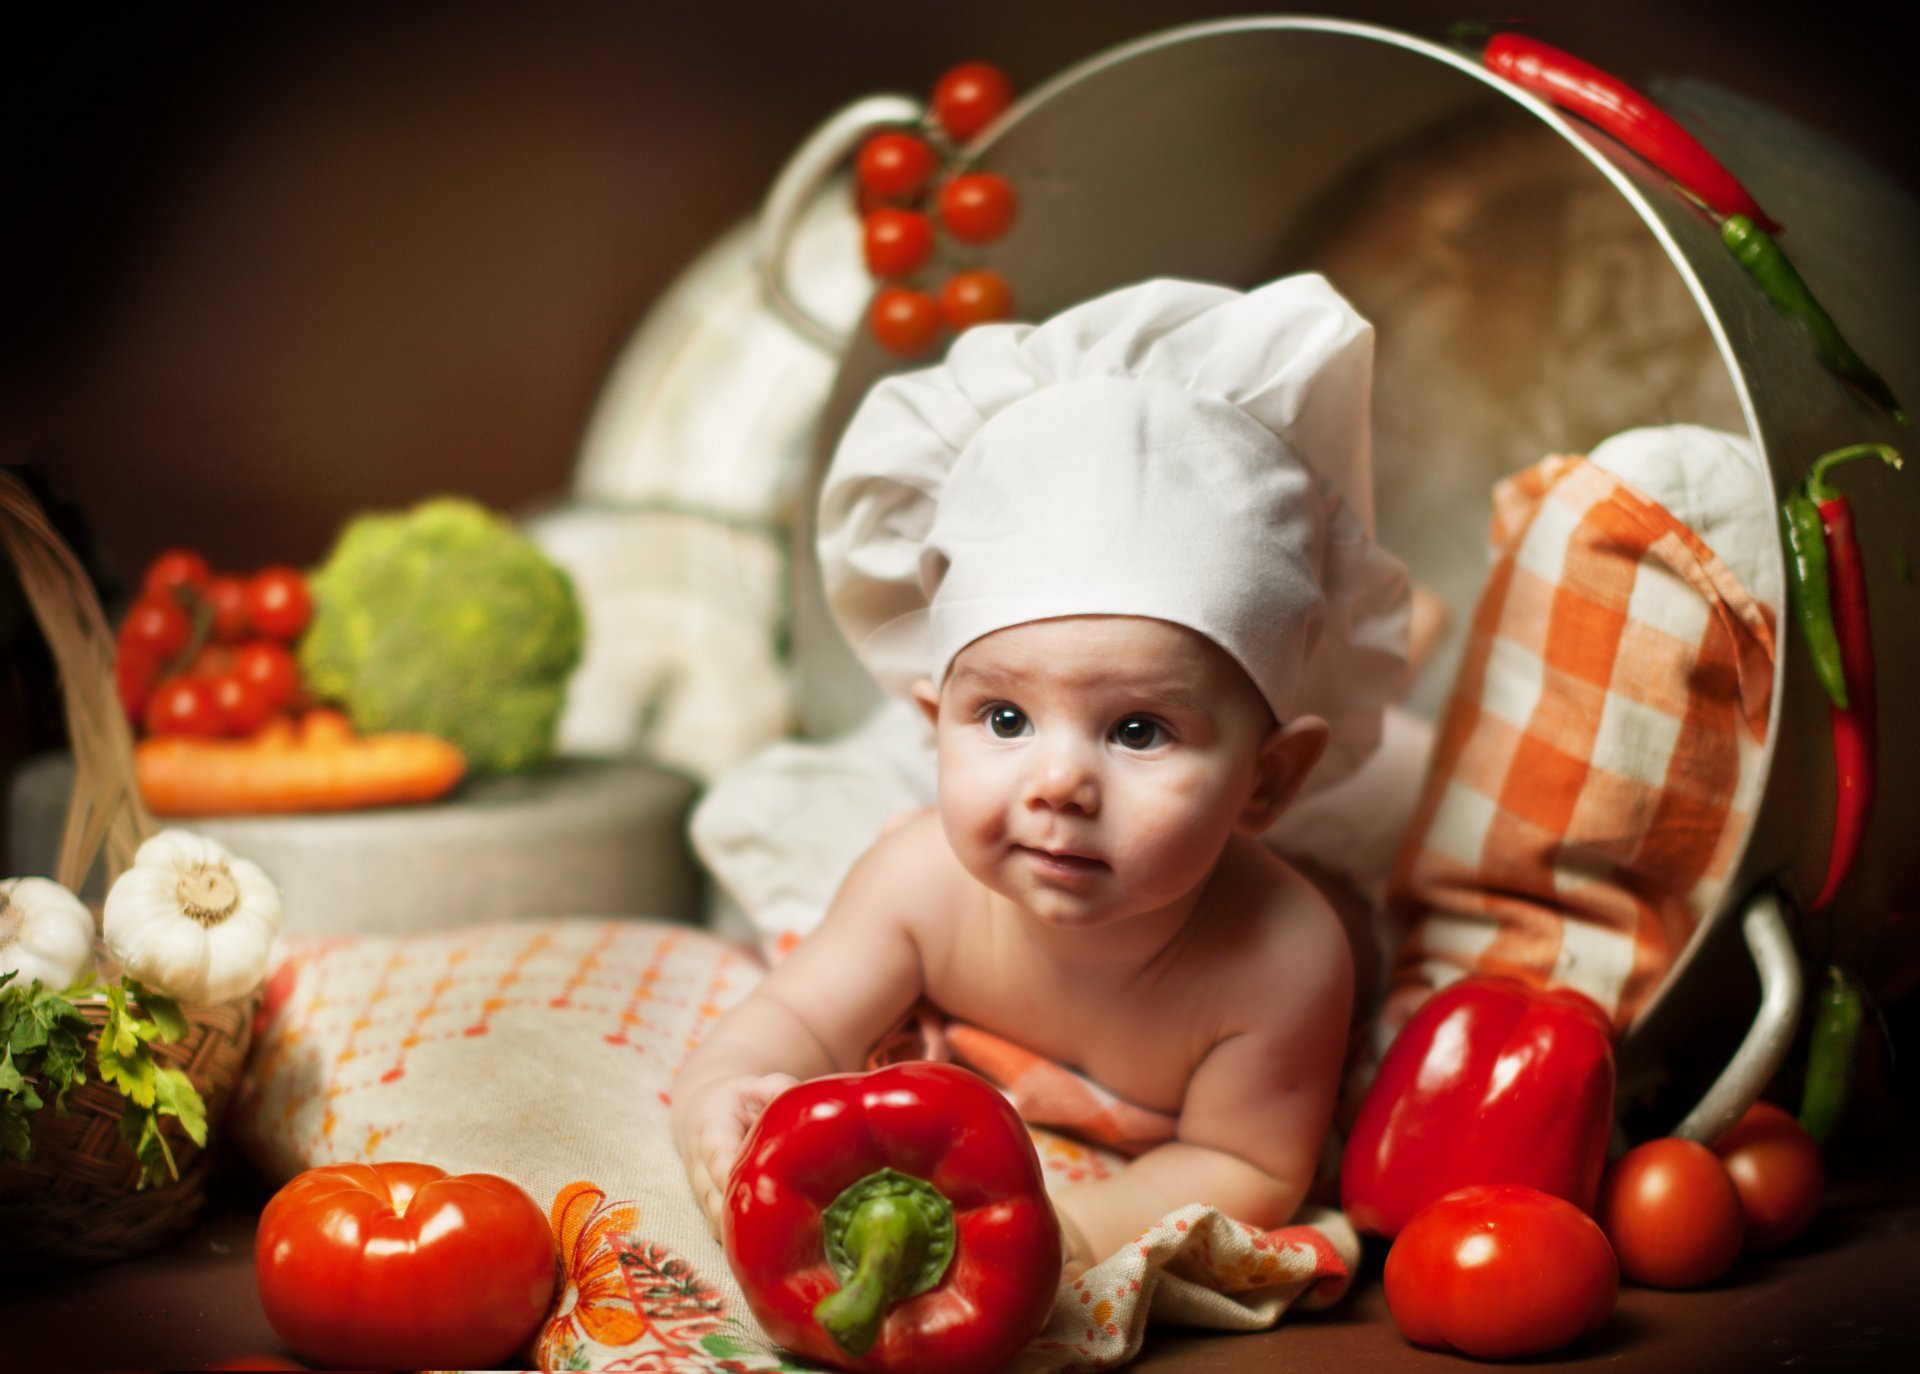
[{"left": 676, "top": 1072, "right": 799, "bottom": 1239}]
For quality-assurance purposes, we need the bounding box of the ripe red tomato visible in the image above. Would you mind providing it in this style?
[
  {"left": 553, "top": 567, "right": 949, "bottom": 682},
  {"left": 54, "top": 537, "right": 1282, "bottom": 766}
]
[
  {"left": 940, "top": 269, "right": 1014, "bottom": 330},
  {"left": 206, "top": 573, "right": 252, "bottom": 642},
  {"left": 255, "top": 1161, "right": 555, "bottom": 1370},
  {"left": 856, "top": 130, "right": 937, "bottom": 203},
  {"left": 141, "top": 547, "right": 213, "bottom": 602},
  {"left": 120, "top": 594, "right": 193, "bottom": 662},
  {"left": 863, "top": 208, "right": 935, "bottom": 280},
  {"left": 188, "top": 642, "right": 238, "bottom": 680},
  {"left": 211, "top": 672, "right": 276, "bottom": 736},
  {"left": 1385, "top": 1184, "right": 1617, "bottom": 1359},
  {"left": 233, "top": 639, "right": 301, "bottom": 711},
  {"left": 869, "top": 286, "right": 941, "bottom": 357},
  {"left": 116, "top": 642, "right": 161, "bottom": 723},
  {"left": 245, "top": 566, "right": 312, "bottom": 641},
  {"left": 931, "top": 61, "right": 1013, "bottom": 143},
  {"left": 1598, "top": 1136, "right": 1744, "bottom": 1288},
  {"left": 937, "top": 172, "right": 1018, "bottom": 245},
  {"left": 144, "top": 675, "right": 225, "bottom": 737},
  {"left": 1714, "top": 1101, "right": 1824, "bottom": 1252}
]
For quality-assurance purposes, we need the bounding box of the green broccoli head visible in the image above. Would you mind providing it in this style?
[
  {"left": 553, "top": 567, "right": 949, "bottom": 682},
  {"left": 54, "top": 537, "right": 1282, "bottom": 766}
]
[{"left": 299, "top": 498, "right": 584, "bottom": 775}]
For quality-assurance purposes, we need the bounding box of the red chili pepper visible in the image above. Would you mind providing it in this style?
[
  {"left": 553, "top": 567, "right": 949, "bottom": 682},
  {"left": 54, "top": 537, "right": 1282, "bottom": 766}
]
[
  {"left": 1805, "top": 444, "right": 1903, "bottom": 910},
  {"left": 724, "top": 1061, "right": 1061, "bottom": 1374},
  {"left": 1479, "top": 33, "right": 1780, "bottom": 231},
  {"left": 1341, "top": 976, "right": 1616, "bottom": 1239}
]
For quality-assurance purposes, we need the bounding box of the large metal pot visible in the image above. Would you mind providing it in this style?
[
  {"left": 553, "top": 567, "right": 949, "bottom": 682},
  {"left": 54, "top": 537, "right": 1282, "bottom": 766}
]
[{"left": 763, "top": 18, "right": 1919, "bottom": 1136}]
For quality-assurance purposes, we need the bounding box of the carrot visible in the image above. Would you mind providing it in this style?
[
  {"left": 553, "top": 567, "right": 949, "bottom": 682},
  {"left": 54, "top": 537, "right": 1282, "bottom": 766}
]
[{"left": 135, "top": 709, "right": 467, "bottom": 816}]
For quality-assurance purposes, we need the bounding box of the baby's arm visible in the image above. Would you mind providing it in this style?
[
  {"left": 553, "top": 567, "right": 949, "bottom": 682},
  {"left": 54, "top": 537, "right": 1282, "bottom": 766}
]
[
  {"left": 672, "top": 824, "right": 937, "bottom": 1232},
  {"left": 1052, "top": 898, "right": 1353, "bottom": 1266}
]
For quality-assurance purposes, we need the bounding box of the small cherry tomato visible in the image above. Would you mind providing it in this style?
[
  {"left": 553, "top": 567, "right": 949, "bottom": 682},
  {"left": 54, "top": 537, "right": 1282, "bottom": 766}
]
[
  {"left": 142, "top": 547, "right": 214, "bottom": 602},
  {"left": 211, "top": 672, "right": 276, "bottom": 736},
  {"left": 233, "top": 639, "right": 301, "bottom": 711},
  {"left": 1385, "top": 1184, "right": 1617, "bottom": 1360},
  {"left": 255, "top": 1161, "right": 556, "bottom": 1371},
  {"left": 938, "top": 172, "right": 1018, "bottom": 245},
  {"left": 939, "top": 269, "right": 1014, "bottom": 331},
  {"left": 1714, "top": 1101, "right": 1824, "bottom": 1252},
  {"left": 120, "top": 594, "right": 193, "bottom": 661},
  {"left": 1598, "top": 1136, "right": 1744, "bottom": 1288},
  {"left": 116, "top": 642, "right": 161, "bottom": 724},
  {"left": 144, "top": 675, "right": 225, "bottom": 737},
  {"left": 187, "top": 642, "right": 237, "bottom": 680},
  {"left": 206, "top": 573, "right": 252, "bottom": 642},
  {"left": 869, "top": 286, "right": 941, "bottom": 357},
  {"left": 855, "top": 130, "right": 937, "bottom": 203},
  {"left": 245, "top": 566, "right": 312, "bottom": 641},
  {"left": 931, "top": 61, "right": 1013, "bottom": 143},
  {"left": 862, "top": 207, "right": 935, "bottom": 280}
]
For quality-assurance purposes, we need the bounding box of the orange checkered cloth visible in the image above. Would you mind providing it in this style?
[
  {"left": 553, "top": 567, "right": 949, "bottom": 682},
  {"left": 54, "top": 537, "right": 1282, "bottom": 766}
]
[
  {"left": 1383, "top": 455, "right": 1776, "bottom": 1037},
  {"left": 870, "top": 1002, "right": 1181, "bottom": 1156}
]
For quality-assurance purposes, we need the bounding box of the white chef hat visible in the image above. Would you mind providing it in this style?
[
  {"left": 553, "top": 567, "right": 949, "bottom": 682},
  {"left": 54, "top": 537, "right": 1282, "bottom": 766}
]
[{"left": 818, "top": 274, "right": 1411, "bottom": 794}]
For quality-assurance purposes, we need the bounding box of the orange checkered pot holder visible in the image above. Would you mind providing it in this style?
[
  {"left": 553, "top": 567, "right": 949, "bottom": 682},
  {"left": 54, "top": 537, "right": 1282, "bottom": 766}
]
[{"left": 1382, "top": 452, "right": 1777, "bottom": 1041}]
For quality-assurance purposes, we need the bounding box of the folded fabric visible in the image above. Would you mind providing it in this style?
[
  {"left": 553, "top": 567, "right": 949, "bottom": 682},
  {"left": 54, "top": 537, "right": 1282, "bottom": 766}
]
[
  {"left": 1384, "top": 432, "right": 1777, "bottom": 1041},
  {"left": 870, "top": 1002, "right": 1182, "bottom": 1159},
  {"left": 234, "top": 918, "right": 1356, "bottom": 1373}
]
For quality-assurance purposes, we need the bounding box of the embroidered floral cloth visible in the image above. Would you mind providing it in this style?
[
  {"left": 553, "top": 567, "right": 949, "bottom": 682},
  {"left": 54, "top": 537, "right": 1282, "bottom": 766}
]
[{"left": 233, "top": 920, "right": 1355, "bottom": 1372}]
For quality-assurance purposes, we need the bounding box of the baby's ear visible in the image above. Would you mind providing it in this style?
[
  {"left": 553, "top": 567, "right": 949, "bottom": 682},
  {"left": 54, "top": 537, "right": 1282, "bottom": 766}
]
[
  {"left": 1237, "top": 715, "right": 1329, "bottom": 834},
  {"left": 911, "top": 677, "right": 941, "bottom": 727}
]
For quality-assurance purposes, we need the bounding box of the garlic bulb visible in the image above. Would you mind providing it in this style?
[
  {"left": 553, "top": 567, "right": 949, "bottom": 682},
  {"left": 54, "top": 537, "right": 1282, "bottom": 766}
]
[
  {"left": 102, "top": 829, "right": 283, "bottom": 1005},
  {"left": 0, "top": 876, "right": 97, "bottom": 993}
]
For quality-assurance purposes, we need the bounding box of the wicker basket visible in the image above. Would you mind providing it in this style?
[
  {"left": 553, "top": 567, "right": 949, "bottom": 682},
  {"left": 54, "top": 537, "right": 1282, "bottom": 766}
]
[{"left": 0, "top": 469, "right": 259, "bottom": 1271}]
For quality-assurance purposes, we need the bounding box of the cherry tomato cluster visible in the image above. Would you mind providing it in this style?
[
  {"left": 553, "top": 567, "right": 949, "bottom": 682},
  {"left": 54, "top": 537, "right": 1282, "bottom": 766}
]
[
  {"left": 856, "top": 61, "right": 1020, "bottom": 357},
  {"left": 1383, "top": 1102, "right": 1825, "bottom": 1359},
  {"left": 116, "top": 548, "right": 312, "bottom": 739}
]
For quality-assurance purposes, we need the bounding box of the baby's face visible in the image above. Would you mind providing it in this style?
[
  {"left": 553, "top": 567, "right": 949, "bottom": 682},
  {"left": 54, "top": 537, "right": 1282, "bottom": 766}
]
[{"left": 917, "top": 615, "right": 1280, "bottom": 931}]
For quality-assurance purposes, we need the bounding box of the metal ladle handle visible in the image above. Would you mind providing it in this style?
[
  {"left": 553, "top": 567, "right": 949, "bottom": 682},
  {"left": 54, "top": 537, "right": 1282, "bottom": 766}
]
[
  {"left": 1671, "top": 889, "right": 1804, "bottom": 1145},
  {"left": 754, "top": 93, "right": 924, "bottom": 353}
]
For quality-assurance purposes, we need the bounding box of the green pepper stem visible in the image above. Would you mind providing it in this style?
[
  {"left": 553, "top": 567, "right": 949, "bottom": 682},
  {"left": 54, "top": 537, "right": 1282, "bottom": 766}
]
[
  {"left": 812, "top": 1195, "right": 928, "bottom": 1357},
  {"left": 1807, "top": 444, "right": 1902, "bottom": 503}
]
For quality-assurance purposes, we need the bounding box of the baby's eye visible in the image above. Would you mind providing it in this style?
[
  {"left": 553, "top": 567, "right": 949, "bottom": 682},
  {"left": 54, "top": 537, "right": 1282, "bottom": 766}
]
[
  {"left": 1111, "top": 716, "right": 1164, "bottom": 750},
  {"left": 985, "top": 705, "right": 1029, "bottom": 739}
]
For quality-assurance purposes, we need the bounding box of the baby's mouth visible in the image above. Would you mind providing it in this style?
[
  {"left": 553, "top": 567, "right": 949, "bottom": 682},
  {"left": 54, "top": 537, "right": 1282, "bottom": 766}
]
[{"left": 1016, "top": 844, "right": 1107, "bottom": 875}]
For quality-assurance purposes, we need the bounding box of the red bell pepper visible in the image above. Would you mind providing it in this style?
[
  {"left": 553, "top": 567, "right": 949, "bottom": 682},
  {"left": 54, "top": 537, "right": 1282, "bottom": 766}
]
[
  {"left": 1342, "top": 976, "right": 1616, "bottom": 1239},
  {"left": 724, "top": 1060, "right": 1061, "bottom": 1374}
]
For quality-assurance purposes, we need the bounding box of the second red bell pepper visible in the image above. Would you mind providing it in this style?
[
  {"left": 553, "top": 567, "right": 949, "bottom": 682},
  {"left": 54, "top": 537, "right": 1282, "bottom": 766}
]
[
  {"left": 1342, "top": 976, "right": 1616, "bottom": 1238},
  {"left": 724, "top": 1060, "right": 1061, "bottom": 1374}
]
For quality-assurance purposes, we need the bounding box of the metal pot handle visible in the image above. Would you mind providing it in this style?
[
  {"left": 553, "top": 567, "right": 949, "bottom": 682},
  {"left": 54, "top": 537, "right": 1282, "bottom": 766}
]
[
  {"left": 1671, "top": 889, "right": 1803, "bottom": 1145},
  {"left": 755, "top": 93, "right": 923, "bottom": 352}
]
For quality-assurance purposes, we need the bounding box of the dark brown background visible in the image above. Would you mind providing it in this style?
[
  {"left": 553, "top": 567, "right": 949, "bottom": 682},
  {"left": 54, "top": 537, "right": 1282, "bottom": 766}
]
[
  {"left": 2, "top": 0, "right": 1916, "bottom": 838},
  {"left": 4, "top": 1, "right": 1916, "bottom": 571}
]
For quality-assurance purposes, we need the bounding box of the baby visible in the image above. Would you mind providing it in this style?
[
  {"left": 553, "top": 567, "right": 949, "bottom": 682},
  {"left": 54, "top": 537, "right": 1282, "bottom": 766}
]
[{"left": 673, "top": 275, "right": 1411, "bottom": 1270}]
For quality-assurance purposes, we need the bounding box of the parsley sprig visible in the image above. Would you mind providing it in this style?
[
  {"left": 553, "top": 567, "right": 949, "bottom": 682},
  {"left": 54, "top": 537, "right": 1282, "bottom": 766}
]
[{"left": 0, "top": 969, "right": 209, "bottom": 1187}]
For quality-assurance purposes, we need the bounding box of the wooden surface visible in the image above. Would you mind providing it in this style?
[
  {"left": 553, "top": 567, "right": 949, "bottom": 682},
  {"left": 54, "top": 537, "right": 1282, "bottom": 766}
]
[{"left": 4, "top": 1107, "right": 1916, "bottom": 1373}]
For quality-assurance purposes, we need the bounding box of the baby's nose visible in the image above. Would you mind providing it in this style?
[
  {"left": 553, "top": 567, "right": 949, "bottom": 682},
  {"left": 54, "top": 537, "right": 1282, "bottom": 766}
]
[{"left": 1026, "top": 744, "right": 1099, "bottom": 814}]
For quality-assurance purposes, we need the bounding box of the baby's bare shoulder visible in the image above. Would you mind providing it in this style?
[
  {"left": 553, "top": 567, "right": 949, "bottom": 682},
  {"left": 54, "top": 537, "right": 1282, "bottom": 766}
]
[
  {"left": 1199, "top": 838, "right": 1353, "bottom": 1012},
  {"left": 831, "top": 811, "right": 970, "bottom": 933}
]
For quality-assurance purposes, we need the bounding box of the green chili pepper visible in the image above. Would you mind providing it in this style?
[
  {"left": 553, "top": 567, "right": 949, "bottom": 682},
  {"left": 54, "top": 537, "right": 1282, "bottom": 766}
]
[
  {"left": 1722, "top": 215, "right": 1908, "bottom": 426},
  {"left": 1780, "top": 494, "right": 1848, "bottom": 709},
  {"left": 1799, "top": 965, "right": 1865, "bottom": 1146}
]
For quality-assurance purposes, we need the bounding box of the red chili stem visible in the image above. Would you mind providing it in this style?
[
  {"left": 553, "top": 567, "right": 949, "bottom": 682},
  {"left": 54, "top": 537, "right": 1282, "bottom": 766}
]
[
  {"left": 1812, "top": 495, "right": 1875, "bottom": 911},
  {"left": 1481, "top": 34, "right": 1779, "bottom": 231}
]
